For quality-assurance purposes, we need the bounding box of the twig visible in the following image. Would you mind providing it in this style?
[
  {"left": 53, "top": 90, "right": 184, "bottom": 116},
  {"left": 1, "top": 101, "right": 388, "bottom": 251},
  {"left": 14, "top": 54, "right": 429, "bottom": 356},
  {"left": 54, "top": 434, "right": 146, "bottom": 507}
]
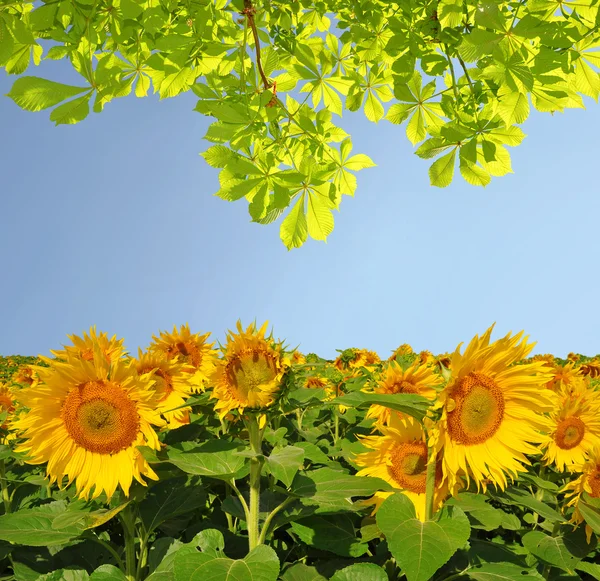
[{"left": 242, "top": 0, "right": 271, "bottom": 91}]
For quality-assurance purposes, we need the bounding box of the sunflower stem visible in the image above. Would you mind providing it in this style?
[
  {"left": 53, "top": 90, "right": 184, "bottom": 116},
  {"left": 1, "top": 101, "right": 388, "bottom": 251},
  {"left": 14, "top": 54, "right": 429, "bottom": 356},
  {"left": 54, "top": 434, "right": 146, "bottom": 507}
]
[
  {"left": 246, "top": 414, "right": 265, "bottom": 551},
  {"left": 0, "top": 460, "right": 11, "bottom": 514},
  {"left": 425, "top": 447, "right": 437, "bottom": 521},
  {"left": 120, "top": 508, "right": 137, "bottom": 581}
]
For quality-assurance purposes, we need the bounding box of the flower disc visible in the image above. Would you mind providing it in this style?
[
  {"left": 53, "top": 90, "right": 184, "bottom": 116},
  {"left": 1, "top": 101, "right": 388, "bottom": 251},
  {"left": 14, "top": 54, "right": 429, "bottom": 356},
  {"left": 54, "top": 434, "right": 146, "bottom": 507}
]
[
  {"left": 61, "top": 381, "right": 140, "bottom": 454},
  {"left": 446, "top": 373, "right": 505, "bottom": 445}
]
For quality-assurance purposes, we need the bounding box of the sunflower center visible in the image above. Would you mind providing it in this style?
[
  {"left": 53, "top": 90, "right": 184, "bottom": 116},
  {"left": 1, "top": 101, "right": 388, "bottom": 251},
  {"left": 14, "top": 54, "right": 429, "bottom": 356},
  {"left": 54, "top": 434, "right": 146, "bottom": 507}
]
[
  {"left": 226, "top": 349, "right": 277, "bottom": 400},
  {"left": 589, "top": 467, "right": 600, "bottom": 498},
  {"left": 555, "top": 417, "right": 585, "bottom": 450},
  {"left": 62, "top": 380, "right": 140, "bottom": 454},
  {"left": 169, "top": 341, "right": 201, "bottom": 369},
  {"left": 390, "top": 380, "right": 419, "bottom": 394},
  {"left": 387, "top": 442, "right": 428, "bottom": 493},
  {"left": 446, "top": 372, "right": 505, "bottom": 445}
]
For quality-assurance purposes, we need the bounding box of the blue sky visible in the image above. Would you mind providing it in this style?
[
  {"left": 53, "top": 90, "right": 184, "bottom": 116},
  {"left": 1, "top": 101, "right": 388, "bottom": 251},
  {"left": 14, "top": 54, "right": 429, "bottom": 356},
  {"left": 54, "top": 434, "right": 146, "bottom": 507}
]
[{"left": 1, "top": 59, "right": 599, "bottom": 361}]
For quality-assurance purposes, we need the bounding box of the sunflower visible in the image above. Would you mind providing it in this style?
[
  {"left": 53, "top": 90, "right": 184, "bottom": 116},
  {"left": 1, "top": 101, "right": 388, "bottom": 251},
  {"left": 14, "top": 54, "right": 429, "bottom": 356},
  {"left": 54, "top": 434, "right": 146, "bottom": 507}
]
[
  {"left": 132, "top": 349, "right": 195, "bottom": 429},
  {"left": 366, "top": 360, "right": 442, "bottom": 427},
  {"left": 541, "top": 380, "right": 600, "bottom": 472},
  {"left": 210, "top": 321, "right": 288, "bottom": 419},
  {"left": 334, "top": 349, "right": 380, "bottom": 372},
  {"left": 291, "top": 351, "right": 306, "bottom": 365},
  {"left": 418, "top": 350, "right": 436, "bottom": 366},
  {"left": 12, "top": 365, "right": 39, "bottom": 387},
  {"left": 354, "top": 415, "right": 450, "bottom": 520},
  {"left": 0, "top": 383, "right": 16, "bottom": 442},
  {"left": 563, "top": 445, "right": 600, "bottom": 542},
  {"left": 388, "top": 344, "right": 413, "bottom": 361},
  {"left": 430, "top": 325, "right": 555, "bottom": 492},
  {"left": 149, "top": 324, "right": 217, "bottom": 392},
  {"left": 14, "top": 343, "right": 164, "bottom": 500},
  {"left": 51, "top": 326, "right": 126, "bottom": 363},
  {"left": 544, "top": 361, "right": 579, "bottom": 392}
]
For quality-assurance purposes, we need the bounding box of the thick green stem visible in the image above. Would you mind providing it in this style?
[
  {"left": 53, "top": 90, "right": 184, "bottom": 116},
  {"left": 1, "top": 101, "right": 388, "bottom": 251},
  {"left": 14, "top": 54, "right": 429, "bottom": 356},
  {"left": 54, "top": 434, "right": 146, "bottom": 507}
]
[
  {"left": 0, "top": 460, "right": 11, "bottom": 514},
  {"left": 246, "top": 415, "right": 265, "bottom": 551},
  {"left": 120, "top": 508, "right": 137, "bottom": 581},
  {"left": 334, "top": 414, "right": 340, "bottom": 445},
  {"left": 425, "top": 447, "right": 437, "bottom": 521}
]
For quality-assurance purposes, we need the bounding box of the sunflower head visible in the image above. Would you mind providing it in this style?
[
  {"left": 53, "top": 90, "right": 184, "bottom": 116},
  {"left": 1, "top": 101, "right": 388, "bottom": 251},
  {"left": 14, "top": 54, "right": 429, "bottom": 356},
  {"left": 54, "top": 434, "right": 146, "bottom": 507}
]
[
  {"left": 541, "top": 379, "right": 600, "bottom": 472},
  {"left": 291, "top": 351, "right": 306, "bottom": 365},
  {"left": 334, "top": 348, "right": 380, "bottom": 372},
  {"left": 149, "top": 324, "right": 217, "bottom": 392},
  {"left": 388, "top": 344, "right": 414, "bottom": 361},
  {"left": 433, "top": 325, "right": 555, "bottom": 492},
  {"left": 0, "top": 383, "right": 16, "bottom": 439},
  {"left": 12, "top": 365, "right": 39, "bottom": 387},
  {"left": 544, "top": 361, "right": 579, "bottom": 392},
  {"left": 354, "top": 415, "right": 450, "bottom": 521},
  {"left": 51, "top": 326, "right": 126, "bottom": 364},
  {"left": 210, "top": 321, "right": 288, "bottom": 419},
  {"left": 418, "top": 350, "right": 436, "bottom": 366},
  {"left": 14, "top": 337, "right": 164, "bottom": 500},
  {"left": 564, "top": 445, "right": 600, "bottom": 542},
  {"left": 132, "top": 349, "right": 194, "bottom": 429},
  {"left": 366, "top": 361, "right": 442, "bottom": 427}
]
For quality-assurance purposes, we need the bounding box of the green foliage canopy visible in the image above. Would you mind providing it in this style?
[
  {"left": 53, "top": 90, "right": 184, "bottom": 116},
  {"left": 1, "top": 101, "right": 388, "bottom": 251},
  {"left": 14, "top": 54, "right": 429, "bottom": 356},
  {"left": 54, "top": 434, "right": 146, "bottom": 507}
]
[{"left": 1, "top": 0, "right": 599, "bottom": 248}]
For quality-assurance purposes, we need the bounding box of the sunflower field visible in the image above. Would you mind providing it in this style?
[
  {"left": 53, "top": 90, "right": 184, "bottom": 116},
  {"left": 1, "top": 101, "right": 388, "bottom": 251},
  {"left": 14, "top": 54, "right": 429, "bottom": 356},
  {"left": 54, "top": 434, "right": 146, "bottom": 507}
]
[{"left": 1, "top": 323, "right": 600, "bottom": 581}]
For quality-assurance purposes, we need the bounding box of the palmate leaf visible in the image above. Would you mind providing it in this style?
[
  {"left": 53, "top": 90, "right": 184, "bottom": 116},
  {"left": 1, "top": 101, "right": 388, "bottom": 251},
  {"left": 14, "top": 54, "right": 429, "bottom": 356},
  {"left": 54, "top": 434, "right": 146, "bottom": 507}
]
[{"left": 3, "top": 0, "right": 600, "bottom": 246}]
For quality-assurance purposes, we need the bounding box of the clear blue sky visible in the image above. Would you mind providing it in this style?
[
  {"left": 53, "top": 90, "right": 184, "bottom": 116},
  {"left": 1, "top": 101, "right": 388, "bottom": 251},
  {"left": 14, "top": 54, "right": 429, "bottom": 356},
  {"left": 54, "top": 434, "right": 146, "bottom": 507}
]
[{"left": 1, "top": 58, "right": 599, "bottom": 361}]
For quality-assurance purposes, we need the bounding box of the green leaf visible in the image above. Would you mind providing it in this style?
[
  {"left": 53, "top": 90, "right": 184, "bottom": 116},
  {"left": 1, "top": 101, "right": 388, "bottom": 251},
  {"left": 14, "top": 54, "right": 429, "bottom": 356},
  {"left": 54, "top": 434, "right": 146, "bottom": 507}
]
[
  {"left": 7, "top": 77, "right": 89, "bottom": 112},
  {"left": 201, "top": 145, "right": 233, "bottom": 169},
  {"left": 280, "top": 563, "right": 326, "bottom": 581},
  {"left": 498, "top": 488, "right": 565, "bottom": 523},
  {"left": 522, "top": 529, "right": 596, "bottom": 573},
  {"left": 447, "top": 493, "right": 510, "bottom": 531},
  {"left": 164, "top": 440, "right": 248, "bottom": 480},
  {"left": 577, "top": 494, "right": 600, "bottom": 535},
  {"left": 49, "top": 93, "right": 92, "bottom": 125},
  {"left": 280, "top": 194, "right": 308, "bottom": 250},
  {"left": 429, "top": 149, "right": 457, "bottom": 187},
  {"left": 333, "top": 392, "right": 430, "bottom": 421},
  {"left": 38, "top": 570, "right": 89, "bottom": 581},
  {"left": 0, "top": 506, "right": 85, "bottom": 547},
  {"left": 265, "top": 446, "right": 305, "bottom": 487},
  {"left": 576, "top": 561, "right": 600, "bottom": 580},
  {"left": 364, "top": 91, "right": 384, "bottom": 123},
  {"left": 306, "top": 191, "right": 334, "bottom": 242},
  {"left": 89, "top": 565, "right": 128, "bottom": 581},
  {"left": 173, "top": 544, "right": 280, "bottom": 581},
  {"left": 139, "top": 477, "right": 206, "bottom": 533},
  {"left": 290, "top": 514, "right": 368, "bottom": 557},
  {"left": 496, "top": 92, "right": 530, "bottom": 125},
  {"left": 467, "top": 563, "right": 544, "bottom": 581},
  {"left": 292, "top": 467, "right": 393, "bottom": 509},
  {"left": 377, "top": 494, "right": 471, "bottom": 581},
  {"left": 329, "top": 564, "right": 388, "bottom": 581}
]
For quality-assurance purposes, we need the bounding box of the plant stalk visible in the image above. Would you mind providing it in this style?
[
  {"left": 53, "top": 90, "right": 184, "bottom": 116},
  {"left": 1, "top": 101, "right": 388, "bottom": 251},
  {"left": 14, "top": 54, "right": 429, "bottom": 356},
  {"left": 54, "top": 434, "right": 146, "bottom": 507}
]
[
  {"left": 246, "top": 414, "right": 265, "bottom": 551},
  {"left": 120, "top": 507, "right": 137, "bottom": 581},
  {"left": 0, "top": 460, "right": 11, "bottom": 514},
  {"left": 425, "top": 447, "right": 437, "bottom": 521}
]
